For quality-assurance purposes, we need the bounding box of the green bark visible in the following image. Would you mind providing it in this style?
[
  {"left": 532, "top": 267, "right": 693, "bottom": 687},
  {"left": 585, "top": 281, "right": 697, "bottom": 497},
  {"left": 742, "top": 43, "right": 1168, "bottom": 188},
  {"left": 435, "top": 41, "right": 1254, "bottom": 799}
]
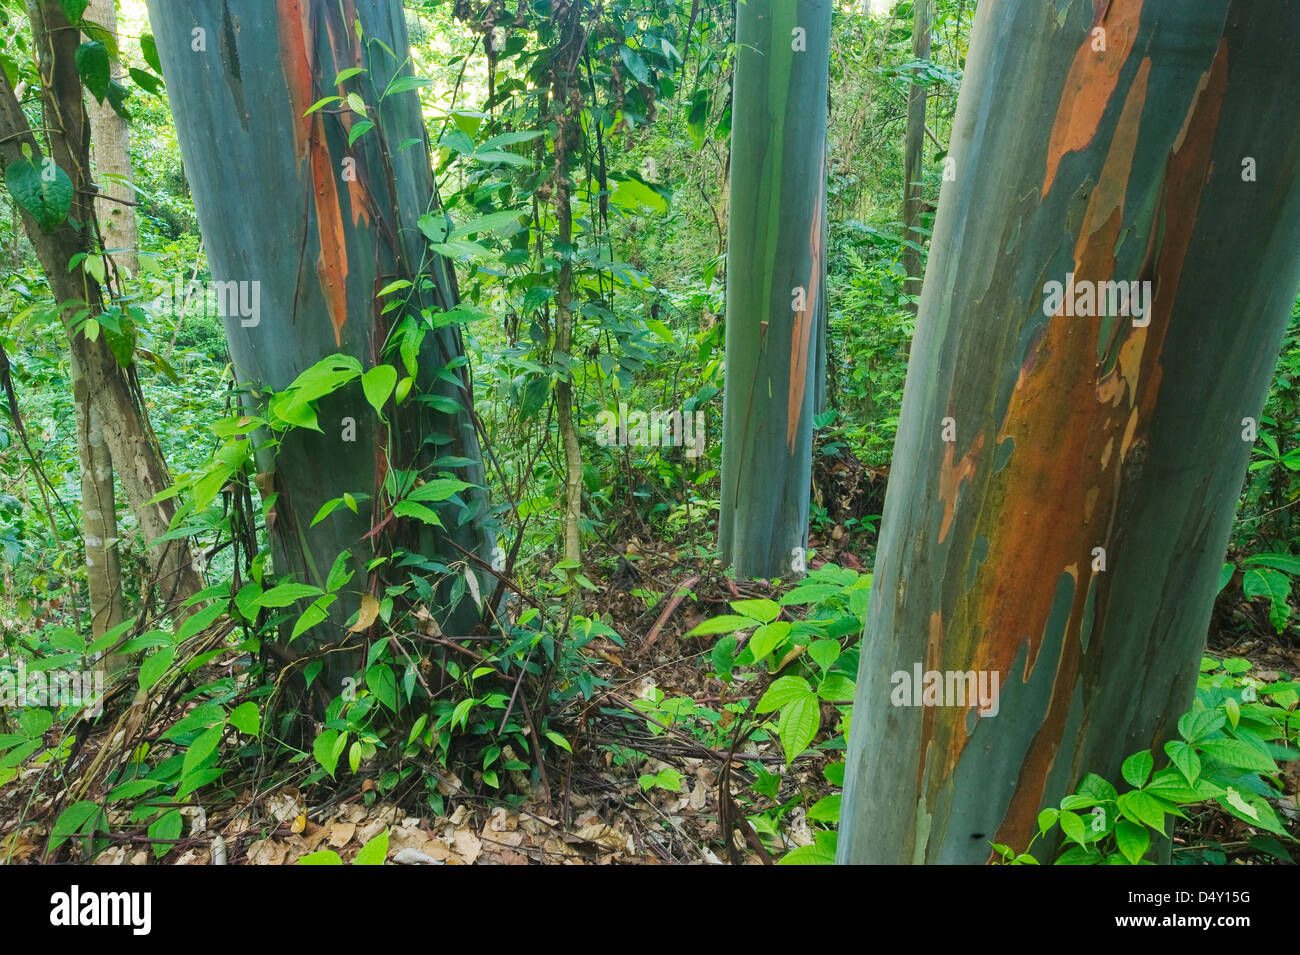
[
  {"left": 147, "top": 0, "right": 494, "bottom": 667},
  {"left": 840, "top": 0, "right": 1300, "bottom": 864},
  {"left": 720, "top": 0, "right": 831, "bottom": 579}
]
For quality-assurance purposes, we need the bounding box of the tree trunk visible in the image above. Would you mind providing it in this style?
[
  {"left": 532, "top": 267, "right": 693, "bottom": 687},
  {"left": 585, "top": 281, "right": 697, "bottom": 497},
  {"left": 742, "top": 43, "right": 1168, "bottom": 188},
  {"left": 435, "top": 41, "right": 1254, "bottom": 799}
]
[
  {"left": 840, "top": 0, "right": 1300, "bottom": 864},
  {"left": 84, "top": 0, "right": 138, "bottom": 276},
  {"left": 901, "top": 0, "right": 931, "bottom": 302},
  {"left": 0, "top": 1, "right": 199, "bottom": 613},
  {"left": 69, "top": 348, "right": 124, "bottom": 638},
  {"left": 146, "top": 0, "right": 495, "bottom": 667},
  {"left": 719, "top": 0, "right": 831, "bottom": 579}
]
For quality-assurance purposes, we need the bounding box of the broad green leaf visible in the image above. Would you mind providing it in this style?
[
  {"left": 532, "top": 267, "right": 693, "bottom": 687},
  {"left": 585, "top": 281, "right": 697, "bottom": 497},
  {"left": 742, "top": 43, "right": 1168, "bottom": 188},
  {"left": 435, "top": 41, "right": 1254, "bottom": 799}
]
[
  {"left": 353, "top": 829, "right": 388, "bottom": 865},
  {"left": 1117, "top": 791, "right": 1165, "bottom": 833},
  {"left": 228, "top": 701, "right": 260, "bottom": 736},
  {"left": 182, "top": 722, "right": 224, "bottom": 780},
  {"left": 5, "top": 158, "right": 73, "bottom": 230},
  {"left": 1114, "top": 819, "right": 1149, "bottom": 864},
  {"left": 1059, "top": 809, "right": 1086, "bottom": 845},
  {"left": 147, "top": 809, "right": 183, "bottom": 859},
  {"left": 776, "top": 693, "right": 820, "bottom": 764},
  {"left": 139, "top": 646, "right": 174, "bottom": 692},
  {"left": 1197, "top": 737, "right": 1277, "bottom": 774},
  {"left": 254, "top": 582, "right": 324, "bottom": 608},
  {"left": 298, "top": 850, "right": 344, "bottom": 865},
  {"left": 1163, "top": 739, "right": 1200, "bottom": 784},
  {"left": 683, "top": 614, "right": 757, "bottom": 637},
  {"left": 1120, "top": 750, "right": 1153, "bottom": 788},
  {"left": 748, "top": 620, "right": 791, "bottom": 660},
  {"left": 362, "top": 364, "right": 397, "bottom": 416},
  {"left": 757, "top": 675, "right": 813, "bottom": 713},
  {"left": 75, "top": 41, "right": 110, "bottom": 102},
  {"left": 729, "top": 598, "right": 780, "bottom": 624}
]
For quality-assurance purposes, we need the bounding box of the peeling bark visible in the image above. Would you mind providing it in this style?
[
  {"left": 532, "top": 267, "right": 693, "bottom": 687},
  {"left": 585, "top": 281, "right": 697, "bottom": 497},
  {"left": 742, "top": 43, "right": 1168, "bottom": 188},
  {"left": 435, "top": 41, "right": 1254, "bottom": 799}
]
[{"left": 840, "top": 0, "right": 1300, "bottom": 864}]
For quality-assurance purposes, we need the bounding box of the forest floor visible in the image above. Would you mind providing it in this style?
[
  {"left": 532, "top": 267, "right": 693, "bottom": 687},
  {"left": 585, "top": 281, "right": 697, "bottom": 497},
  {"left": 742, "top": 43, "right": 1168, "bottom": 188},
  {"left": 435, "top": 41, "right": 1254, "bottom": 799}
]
[{"left": 2, "top": 449, "right": 1297, "bottom": 865}]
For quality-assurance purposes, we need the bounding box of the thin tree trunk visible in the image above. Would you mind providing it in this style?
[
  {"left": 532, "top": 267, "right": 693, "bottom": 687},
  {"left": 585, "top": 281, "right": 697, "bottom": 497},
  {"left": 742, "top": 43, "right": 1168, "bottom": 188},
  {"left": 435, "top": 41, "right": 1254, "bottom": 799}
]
[
  {"left": 84, "top": 0, "right": 138, "bottom": 276},
  {"left": 69, "top": 349, "right": 124, "bottom": 637},
  {"left": 840, "top": 0, "right": 1300, "bottom": 864},
  {"left": 719, "top": 0, "right": 832, "bottom": 579},
  {"left": 0, "top": 1, "right": 199, "bottom": 613},
  {"left": 901, "top": 0, "right": 931, "bottom": 302}
]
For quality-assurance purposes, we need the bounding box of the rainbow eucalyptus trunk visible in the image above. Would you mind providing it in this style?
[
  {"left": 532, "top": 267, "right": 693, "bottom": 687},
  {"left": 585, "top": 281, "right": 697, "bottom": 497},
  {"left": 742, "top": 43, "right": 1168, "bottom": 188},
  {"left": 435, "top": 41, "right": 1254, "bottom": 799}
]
[
  {"left": 719, "top": 0, "right": 831, "bottom": 579},
  {"left": 840, "top": 0, "right": 1300, "bottom": 864},
  {"left": 147, "top": 0, "right": 493, "bottom": 670}
]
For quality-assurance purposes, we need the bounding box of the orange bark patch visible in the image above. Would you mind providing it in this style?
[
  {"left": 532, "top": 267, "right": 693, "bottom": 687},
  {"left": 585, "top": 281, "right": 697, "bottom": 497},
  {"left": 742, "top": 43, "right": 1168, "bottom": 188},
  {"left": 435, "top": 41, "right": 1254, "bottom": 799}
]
[
  {"left": 988, "top": 44, "right": 1230, "bottom": 852},
  {"left": 277, "top": 0, "right": 352, "bottom": 346},
  {"left": 1042, "top": 0, "right": 1144, "bottom": 197},
  {"left": 938, "top": 430, "right": 984, "bottom": 544},
  {"left": 786, "top": 158, "right": 826, "bottom": 453}
]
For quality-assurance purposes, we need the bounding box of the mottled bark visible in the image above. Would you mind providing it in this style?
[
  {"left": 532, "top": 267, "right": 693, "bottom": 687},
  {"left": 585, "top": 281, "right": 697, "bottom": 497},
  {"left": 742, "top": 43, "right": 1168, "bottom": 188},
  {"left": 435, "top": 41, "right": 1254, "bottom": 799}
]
[
  {"left": 147, "top": 0, "right": 494, "bottom": 669},
  {"left": 719, "top": 0, "right": 831, "bottom": 579},
  {"left": 840, "top": 0, "right": 1300, "bottom": 864}
]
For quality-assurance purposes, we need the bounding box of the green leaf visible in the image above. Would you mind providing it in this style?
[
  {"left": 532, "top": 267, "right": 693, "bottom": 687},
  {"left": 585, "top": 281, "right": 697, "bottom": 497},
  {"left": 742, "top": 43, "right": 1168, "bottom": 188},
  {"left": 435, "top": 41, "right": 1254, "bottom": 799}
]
[
  {"left": 545, "top": 731, "right": 571, "bottom": 753},
  {"left": 779, "top": 841, "right": 836, "bottom": 865},
  {"left": 138, "top": 646, "right": 174, "bottom": 692},
  {"left": 334, "top": 66, "right": 365, "bottom": 84},
  {"left": 182, "top": 723, "right": 224, "bottom": 780},
  {"left": 147, "top": 809, "right": 183, "bottom": 859},
  {"left": 353, "top": 829, "right": 388, "bottom": 864},
  {"left": 393, "top": 500, "right": 443, "bottom": 527},
  {"left": 1114, "top": 819, "right": 1149, "bottom": 864},
  {"left": 60, "top": 0, "right": 89, "bottom": 23},
  {"left": 1243, "top": 566, "right": 1288, "bottom": 604},
  {"left": 298, "top": 850, "right": 344, "bottom": 865},
  {"left": 254, "top": 582, "right": 325, "bottom": 608},
  {"left": 816, "top": 673, "right": 856, "bottom": 702},
  {"left": 177, "top": 601, "right": 227, "bottom": 641},
  {"left": 362, "top": 364, "right": 397, "bottom": 416},
  {"left": 1121, "top": 750, "right": 1154, "bottom": 788},
  {"left": 291, "top": 595, "right": 335, "bottom": 641},
  {"left": 807, "top": 794, "right": 841, "bottom": 823},
  {"left": 140, "top": 32, "right": 161, "bottom": 73},
  {"left": 406, "top": 478, "right": 472, "bottom": 502},
  {"left": 1241, "top": 552, "right": 1300, "bottom": 575},
  {"left": 75, "top": 41, "right": 110, "bottom": 102},
  {"left": 682, "top": 614, "right": 757, "bottom": 637},
  {"left": 5, "top": 158, "right": 73, "bottom": 230},
  {"left": 807, "top": 640, "right": 841, "bottom": 672},
  {"left": 710, "top": 635, "right": 737, "bottom": 681},
  {"left": 748, "top": 620, "right": 791, "bottom": 660},
  {"left": 1178, "top": 708, "right": 1225, "bottom": 743},
  {"left": 757, "top": 676, "right": 813, "bottom": 713},
  {"left": 1117, "top": 791, "right": 1166, "bottom": 833},
  {"left": 618, "top": 44, "right": 651, "bottom": 85},
  {"left": 1059, "top": 809, "right": 1086, "bottom": 845},
  {"left": 314, "top": 729, "right": 342, "bottom": 778},
  {"left": 729, "top": 598, "right": 780, "bottom": 623},
  {"left": 1197, "top": 737, "right": 1278, "bottom": 774},
  {"left": 1037, "top": 808, "right": 1059, "bottom": 836},
  {"left": 50, "top": 800, "right": 101, "bottom": 851},
  {"left": 776, "top": 693, "right": 821, "bottom": 764},
  {"left": 228, "top": 701, "right": 260, "bottom": 736},
  {"left": 1163, "top": 739, "right": 1200, "bottom": 784}
]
